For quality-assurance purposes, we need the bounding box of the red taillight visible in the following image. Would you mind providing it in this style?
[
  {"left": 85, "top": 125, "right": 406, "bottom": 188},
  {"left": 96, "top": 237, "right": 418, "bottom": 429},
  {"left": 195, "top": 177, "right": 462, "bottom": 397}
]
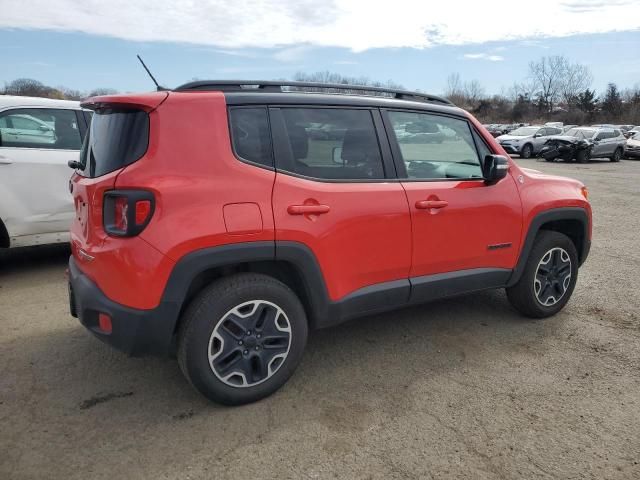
[
  {"left": 103, "top": 190, "right": 155, "bottom": 237},
  {"left": 114, "top": 196, "right": 128, "bottom": 232},
  {"left": 135, "top": 200, "right": 151, "bottom": 225}
]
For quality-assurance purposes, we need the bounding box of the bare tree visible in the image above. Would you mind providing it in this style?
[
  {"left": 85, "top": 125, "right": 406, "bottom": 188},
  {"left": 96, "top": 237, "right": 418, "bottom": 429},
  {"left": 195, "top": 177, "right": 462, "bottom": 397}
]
[
  {"left": 463, "top": 79, "right": 485, "bottom": 107},
  {"left": 528, "top": 56, "right": 592, "bottom": 113},
  {"left": 292, "top": 71, "right": 403, "bottom": 96},
  {"left": 444, "top": 73, "right": 464, "bottom": 104}
]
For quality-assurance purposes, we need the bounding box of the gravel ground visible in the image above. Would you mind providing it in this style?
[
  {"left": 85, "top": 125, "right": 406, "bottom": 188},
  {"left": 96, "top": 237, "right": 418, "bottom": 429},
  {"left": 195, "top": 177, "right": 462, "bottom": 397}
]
[{"left": 1, "top": 157, "right": 639, "bottom": 480}]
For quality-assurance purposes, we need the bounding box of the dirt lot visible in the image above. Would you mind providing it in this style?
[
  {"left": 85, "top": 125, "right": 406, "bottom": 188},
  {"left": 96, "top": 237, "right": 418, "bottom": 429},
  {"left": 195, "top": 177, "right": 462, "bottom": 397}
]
[{"left": 1, "top": 157, "right": 639, "bottom": 479}]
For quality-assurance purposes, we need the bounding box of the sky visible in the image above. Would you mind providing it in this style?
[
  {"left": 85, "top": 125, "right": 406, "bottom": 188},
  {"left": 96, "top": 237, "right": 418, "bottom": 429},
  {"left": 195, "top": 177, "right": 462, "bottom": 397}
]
[{"left": 0, "top": 0, "right": 639, "bottom": 96}]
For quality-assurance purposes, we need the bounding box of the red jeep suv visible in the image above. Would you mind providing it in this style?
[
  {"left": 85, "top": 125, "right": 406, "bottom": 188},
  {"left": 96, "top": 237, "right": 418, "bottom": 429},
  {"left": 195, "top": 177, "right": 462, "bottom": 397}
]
[{"left": 68, "top": 81, "right": 591, "bottom": 405}]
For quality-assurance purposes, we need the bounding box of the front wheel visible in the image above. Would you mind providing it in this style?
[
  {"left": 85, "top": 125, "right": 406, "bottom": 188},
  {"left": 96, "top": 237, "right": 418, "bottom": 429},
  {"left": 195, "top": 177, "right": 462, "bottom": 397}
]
[
  {"left": 575, "top": 149, "right": 590, "bottom": 163},
  {"left": 178, "top": 273, "right": 308, "bottom": 405},
  {"left": 520, "top": 143, "right": 533, "bottom": 159},
  {"left": 506, "top": 231, "right": 578, "bottom": 318},
  {"left": 610, "top": 148, "right": 622, "bottom": 162}
]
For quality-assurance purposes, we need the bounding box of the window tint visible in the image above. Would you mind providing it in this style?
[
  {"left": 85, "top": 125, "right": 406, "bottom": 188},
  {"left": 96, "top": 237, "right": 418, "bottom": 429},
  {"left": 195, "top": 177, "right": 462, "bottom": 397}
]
[
  {"left": 78, "top": 108, "right": 149, "bottom": 178},
  {"left": 473, "top": 131, "right": 492, "bottom": 161},
  {"left": 229, "top": 107, "right": 273, "bottom": 167},
  {"left": 279, "top": 108, "right": 384, "bottom": 180},
  {"left": 388, "top": 111, "right": 483, "bottom": 180},
  {"left": 0, "top": 108, "right": 81, "bottom": 150}
]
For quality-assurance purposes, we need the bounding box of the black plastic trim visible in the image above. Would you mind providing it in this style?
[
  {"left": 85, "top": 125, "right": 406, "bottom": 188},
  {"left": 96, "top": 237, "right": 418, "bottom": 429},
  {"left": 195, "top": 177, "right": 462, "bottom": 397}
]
[
  {"left": 410, "top": 268, "right": 511, "bottom": 304},
  {"left": 506, "top": 207, "right": 590, "bottom": 287},
  {"left": 71, "top": 241, "right": 525, "bottom": 357}
]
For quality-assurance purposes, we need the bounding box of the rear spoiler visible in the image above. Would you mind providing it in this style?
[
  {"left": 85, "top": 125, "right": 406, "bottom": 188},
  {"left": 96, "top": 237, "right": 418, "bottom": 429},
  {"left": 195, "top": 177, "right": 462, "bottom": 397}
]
[{"left": 81, "top": 91, "right": 169, "bottom": 113}]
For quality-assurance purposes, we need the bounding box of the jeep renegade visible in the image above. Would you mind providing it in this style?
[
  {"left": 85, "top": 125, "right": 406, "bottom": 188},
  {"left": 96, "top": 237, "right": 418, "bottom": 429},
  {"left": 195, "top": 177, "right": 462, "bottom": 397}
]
[{"left": 68, "top": 81, "right": 591, "bottom": 405}]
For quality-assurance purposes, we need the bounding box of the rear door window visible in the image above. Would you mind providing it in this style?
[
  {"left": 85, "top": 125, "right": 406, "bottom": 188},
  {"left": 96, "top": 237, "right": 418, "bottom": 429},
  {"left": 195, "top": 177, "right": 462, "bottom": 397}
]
[
  {"left": 275, "top": 108, "right": 385, "bottom": 180},
  {"left": 0, "top": 108, "right": 81, "bottom": 150},
  {"left": 78, "top": 108, "right": 149, "bottom": 178}
]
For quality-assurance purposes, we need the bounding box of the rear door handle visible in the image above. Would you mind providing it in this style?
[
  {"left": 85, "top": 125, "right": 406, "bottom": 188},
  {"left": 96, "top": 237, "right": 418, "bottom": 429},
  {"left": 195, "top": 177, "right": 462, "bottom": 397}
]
[
  {"left": 415, "top": 200, "right": 448, "bottom": 210},
  {"left": 287, "top": 204, "right": 330, "bottom": 215}
]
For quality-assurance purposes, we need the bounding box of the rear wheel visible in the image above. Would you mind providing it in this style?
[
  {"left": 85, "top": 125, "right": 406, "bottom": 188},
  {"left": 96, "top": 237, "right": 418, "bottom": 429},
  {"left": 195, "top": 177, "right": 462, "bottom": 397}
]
[
  {"left": 521, "top": 143, "right": 533, "bottom": 159},
  {"left": 178, "top": 273, "right": 308, "bottom": 405},
  {"left": 610, "top": 148, "right": 622, "bottom": 162},
  {"left": 575, "top": 149, "right": 590, "bottom": 164},
  {"left": 506, "top": 231, "right": 578, "bottom": 318}
]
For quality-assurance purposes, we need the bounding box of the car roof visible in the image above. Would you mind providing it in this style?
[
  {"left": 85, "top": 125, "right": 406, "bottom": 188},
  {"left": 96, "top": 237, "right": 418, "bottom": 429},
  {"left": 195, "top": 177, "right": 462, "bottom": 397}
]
[{"left": 0, "top": 95, "right": 81, "bottom": 109}]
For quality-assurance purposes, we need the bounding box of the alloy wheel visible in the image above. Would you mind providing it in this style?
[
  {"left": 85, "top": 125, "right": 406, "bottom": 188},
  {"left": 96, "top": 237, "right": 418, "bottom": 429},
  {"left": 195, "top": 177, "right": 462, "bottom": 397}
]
[
  {"left": 533, "top": 247, "right": 572, "bottom": 307},
  {"left": 208, "top": 300, "right": 291, "bottom": 387}
]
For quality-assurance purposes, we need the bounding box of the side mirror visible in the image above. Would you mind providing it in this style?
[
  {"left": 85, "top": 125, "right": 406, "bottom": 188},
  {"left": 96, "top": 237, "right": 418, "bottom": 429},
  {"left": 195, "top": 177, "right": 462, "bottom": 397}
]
[
  {"left": 533, "top": 133, "right": 542, "bottom": 138},
  {"left": 332, "top": 146, "right": 343, "bottom": 164},
  {"left": 38, "top": 124, "right": 52, "bottom": 132},
  {"left": 483, "top": 155, "right": 509, "bottom": 185}
]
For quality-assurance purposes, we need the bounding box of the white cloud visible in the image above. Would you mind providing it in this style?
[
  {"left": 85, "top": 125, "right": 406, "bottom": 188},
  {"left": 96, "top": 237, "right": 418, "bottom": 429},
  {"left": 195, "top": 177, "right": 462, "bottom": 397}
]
[
  {"left": 1, "top": 0, "right": 639, "bottom": 52},
  {"left": 463, "top": 53, "right": 505, "bottom": 61}
]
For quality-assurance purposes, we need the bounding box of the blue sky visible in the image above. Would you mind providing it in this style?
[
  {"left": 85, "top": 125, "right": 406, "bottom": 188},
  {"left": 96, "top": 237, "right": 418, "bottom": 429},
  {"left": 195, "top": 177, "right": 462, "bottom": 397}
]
[{"left": 1, "top": 0, "right": 639, "bottom": 96}]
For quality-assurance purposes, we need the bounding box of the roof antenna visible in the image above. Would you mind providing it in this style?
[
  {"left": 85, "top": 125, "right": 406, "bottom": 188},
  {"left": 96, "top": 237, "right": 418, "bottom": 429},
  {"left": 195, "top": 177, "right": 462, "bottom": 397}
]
[{"left": 136, "top": 54, "right": 166, "bottom": 91}]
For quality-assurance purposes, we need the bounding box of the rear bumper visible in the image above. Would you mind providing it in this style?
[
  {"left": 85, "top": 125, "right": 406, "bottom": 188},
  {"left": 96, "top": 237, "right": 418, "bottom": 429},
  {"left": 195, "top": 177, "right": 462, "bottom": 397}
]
[{"left": 68, "top": 256, "right": 179, "bottom": 356}]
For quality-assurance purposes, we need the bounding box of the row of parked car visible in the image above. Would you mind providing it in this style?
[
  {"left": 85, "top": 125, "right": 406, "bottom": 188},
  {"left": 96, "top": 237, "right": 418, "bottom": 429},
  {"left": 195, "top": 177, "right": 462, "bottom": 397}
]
[{"left": 487, "top": 122, "right": 640, "bottom": 163}]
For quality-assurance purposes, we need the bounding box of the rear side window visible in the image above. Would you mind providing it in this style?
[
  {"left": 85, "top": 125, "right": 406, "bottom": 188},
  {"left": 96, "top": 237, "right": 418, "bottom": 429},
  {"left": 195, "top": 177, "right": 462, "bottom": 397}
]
[
  {"left": 0, "top": 108, "right": 82, "bottom": 150},
  {"left": 229, "top": 107, "right": 273, "bottom": 168},
  {"left": 78, "top": 109, "right": 149, "bottom": 178},
  {"left": 277, "top": 108, "right": 385, "bottom": 180}
]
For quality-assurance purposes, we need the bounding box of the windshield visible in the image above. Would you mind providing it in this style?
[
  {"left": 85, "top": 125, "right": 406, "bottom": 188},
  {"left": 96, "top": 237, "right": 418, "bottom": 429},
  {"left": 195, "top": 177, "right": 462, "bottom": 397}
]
[
  {"left": 509, "top": 127, "right": 539, "bottom": 136},
  {"left": 565, "top": 128, "right": 595, "bottom": 140}
]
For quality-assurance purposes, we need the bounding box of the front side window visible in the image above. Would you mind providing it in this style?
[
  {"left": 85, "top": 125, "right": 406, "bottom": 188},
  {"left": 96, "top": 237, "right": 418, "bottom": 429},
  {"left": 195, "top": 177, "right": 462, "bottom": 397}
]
[
  {"left": 0, "top": 108, "right": 81, "bottom": 150},
  {"left": 278, "top": 108, "right": 385, "bottom": 180},
  {"left": 388, "top": 111, "right": 483, "bottom": 180},
  {"left": 229, "top": 107, "right": 273, "bottom": 168}
]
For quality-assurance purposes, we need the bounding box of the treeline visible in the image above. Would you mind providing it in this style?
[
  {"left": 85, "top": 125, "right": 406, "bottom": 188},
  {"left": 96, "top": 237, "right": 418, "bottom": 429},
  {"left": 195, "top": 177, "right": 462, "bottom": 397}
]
[
  {"left": 445, "top": 56, "right": 640, "bottom": 125},
  {"left": 3, "top": 54, "right": 639, "bottom": 124},
  {"left": 0, "top": 78, "right": 116, "bottom": 101}
]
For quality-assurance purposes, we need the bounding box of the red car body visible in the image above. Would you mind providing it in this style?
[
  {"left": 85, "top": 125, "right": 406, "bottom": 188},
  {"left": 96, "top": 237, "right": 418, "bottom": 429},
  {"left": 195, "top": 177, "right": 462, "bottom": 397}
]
[{"left": 68, "top": 86, "right": 591, "bottom": 357}]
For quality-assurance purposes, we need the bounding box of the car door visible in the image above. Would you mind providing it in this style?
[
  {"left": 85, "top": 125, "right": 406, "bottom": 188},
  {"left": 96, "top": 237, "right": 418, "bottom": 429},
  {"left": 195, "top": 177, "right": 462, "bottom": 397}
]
[
  {"left": 269, "top": 106, "right": 412, "bottom": 308},
  {"left": 591, "top": 131, "right": 608, "bottom": 157},
  {"left": 383, "top": 109, "right": 522, "bottom": 301},
  {"left": 0, "top": 107, "right": 84, "bottom": 244}
]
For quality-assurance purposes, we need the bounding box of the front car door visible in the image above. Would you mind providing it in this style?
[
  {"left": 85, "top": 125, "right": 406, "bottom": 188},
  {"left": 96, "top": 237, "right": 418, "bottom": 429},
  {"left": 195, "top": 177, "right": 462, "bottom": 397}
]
[
  {"left": 270, "top": 106, "right": 412, "bottom": 316},
  {"left": 0, "top": 107, "right": 85, "bottom": 246},
  {"left": 591, "top": 130, "right": 609, "bottom": 157},
  {"left": 383, "top": 109, "right": 522, "bottom": 302}
]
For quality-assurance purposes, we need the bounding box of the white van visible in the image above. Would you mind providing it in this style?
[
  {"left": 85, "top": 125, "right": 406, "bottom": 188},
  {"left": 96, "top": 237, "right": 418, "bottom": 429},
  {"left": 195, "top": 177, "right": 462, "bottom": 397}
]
[{"left": 0, "top": 95, "right": 91, "bottom": 248}]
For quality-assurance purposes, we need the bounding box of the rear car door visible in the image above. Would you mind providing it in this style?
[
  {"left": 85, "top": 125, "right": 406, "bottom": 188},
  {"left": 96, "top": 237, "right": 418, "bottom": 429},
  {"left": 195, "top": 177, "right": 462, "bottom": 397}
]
[
  {"left": 270, "top": 106, "right": 412, "bottom": 306},
  {"left": 0, "top": 107, "right": 84, "bottom": 245},
  {"left": 383, "top": 110, "right": 522, "bottom": 300}
]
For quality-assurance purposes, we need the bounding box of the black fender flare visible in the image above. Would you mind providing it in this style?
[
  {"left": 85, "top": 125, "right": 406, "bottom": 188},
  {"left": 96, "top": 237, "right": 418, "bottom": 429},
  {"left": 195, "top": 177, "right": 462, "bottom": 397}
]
[{"left": 506, "top": 207, "right": 590, "bottom": 287}]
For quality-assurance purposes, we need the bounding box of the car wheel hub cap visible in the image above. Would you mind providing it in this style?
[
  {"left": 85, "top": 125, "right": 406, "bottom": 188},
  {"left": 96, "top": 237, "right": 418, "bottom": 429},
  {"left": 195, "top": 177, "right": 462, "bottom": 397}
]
[
  {"left": 533, "top": 247, "right": 572, "bottom": 307},
  {"left": 208, "top": 300, "right": 291, "bottom": 388}
]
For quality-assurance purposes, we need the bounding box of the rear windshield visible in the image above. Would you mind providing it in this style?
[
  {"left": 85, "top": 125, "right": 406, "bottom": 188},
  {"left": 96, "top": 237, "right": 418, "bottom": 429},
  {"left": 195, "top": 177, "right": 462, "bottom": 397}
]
[{"left": 78, "top": 108, "right": 149, "bottom": 177}]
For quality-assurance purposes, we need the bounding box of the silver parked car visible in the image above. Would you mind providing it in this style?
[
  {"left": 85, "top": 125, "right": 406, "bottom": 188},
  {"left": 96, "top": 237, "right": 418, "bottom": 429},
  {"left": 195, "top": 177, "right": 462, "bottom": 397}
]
[
  {"left": 539, "top": 127, "right": 627, "bottom": 163},
  {"left": 496, "top": 125, "right": 563, "bottom": 158}
]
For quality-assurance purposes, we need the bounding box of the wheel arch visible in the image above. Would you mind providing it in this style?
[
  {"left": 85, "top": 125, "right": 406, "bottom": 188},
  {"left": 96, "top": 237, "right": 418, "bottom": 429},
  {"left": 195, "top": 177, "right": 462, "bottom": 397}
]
[
  {"left": 165, "top": 242, "right": 331, "bottom": 337},
  {"left": 507, "top": 208, "right": 590, "bottom": 287}
]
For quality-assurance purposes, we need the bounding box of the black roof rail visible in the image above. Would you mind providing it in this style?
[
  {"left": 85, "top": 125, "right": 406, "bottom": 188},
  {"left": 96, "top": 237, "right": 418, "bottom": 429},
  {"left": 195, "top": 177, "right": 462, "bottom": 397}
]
[{"left": 174, "top": 80, "right": 454, "bottom": 106}]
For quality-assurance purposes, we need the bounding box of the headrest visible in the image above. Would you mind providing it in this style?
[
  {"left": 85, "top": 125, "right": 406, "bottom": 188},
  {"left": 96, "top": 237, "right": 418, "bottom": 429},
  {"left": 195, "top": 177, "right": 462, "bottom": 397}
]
[{"left": 288, "top": 124, "right": 308, "bottom": 160}]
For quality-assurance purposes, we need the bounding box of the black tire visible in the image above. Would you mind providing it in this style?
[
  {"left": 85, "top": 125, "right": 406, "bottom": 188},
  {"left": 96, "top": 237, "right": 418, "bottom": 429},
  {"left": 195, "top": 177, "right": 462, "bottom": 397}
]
[
  {"left": 521, "top": 143, "right": 533, "bottom": 159},
  {"left": 610, "top": 148, "right": 622, "bottom": 162},
  {"left": 575, "top": 149, "right": 590, "bottom": 164},
  {"left": 178, "top": 273, "right": 308, "bottom": 405},
  {"left": 506, "top": 231, "right": 579, "bottom": 319}
]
